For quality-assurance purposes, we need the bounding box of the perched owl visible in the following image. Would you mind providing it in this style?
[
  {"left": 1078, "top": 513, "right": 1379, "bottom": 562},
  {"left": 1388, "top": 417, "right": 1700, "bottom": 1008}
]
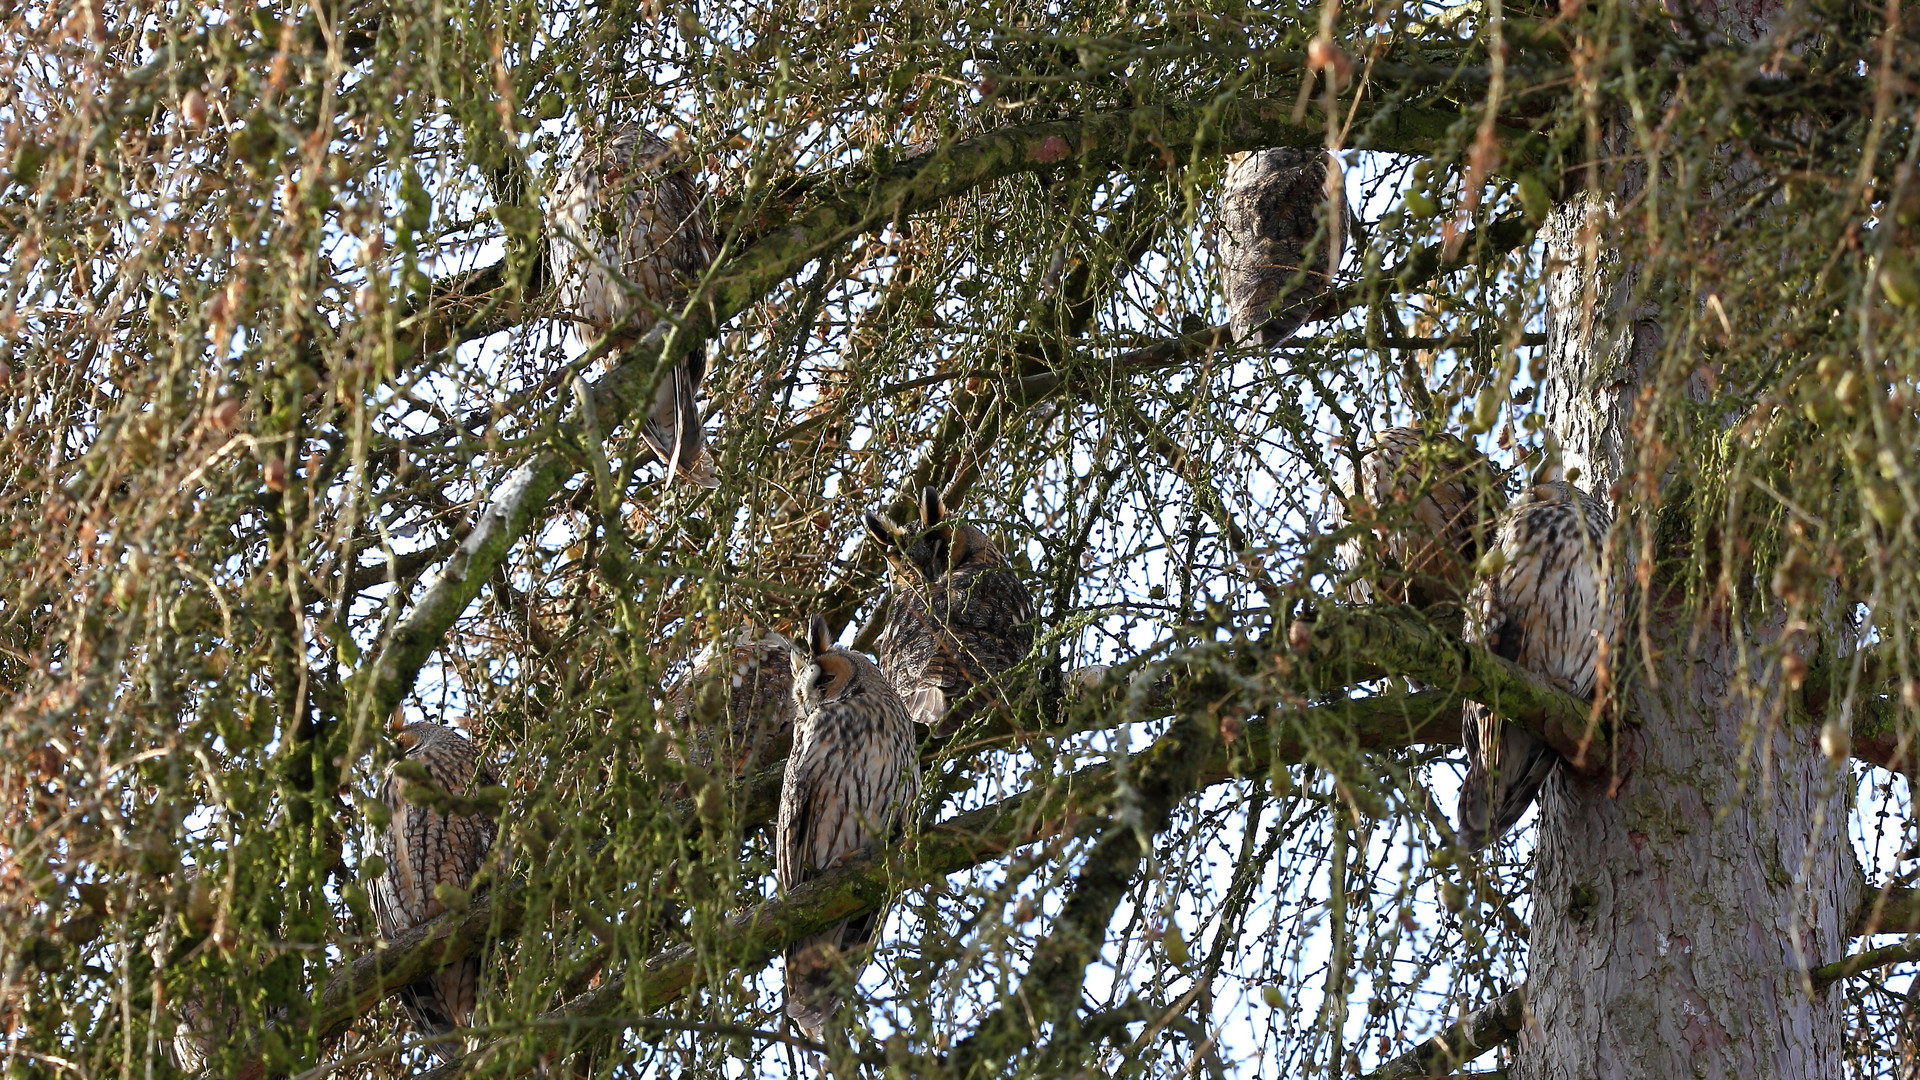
[
  {"left": 777, "top": 616, "right": 921, "bottom": 1040},
  {"left": 370, "top": 723, "right": 500, "bottom": 1062},
  {"left": 666, "top": 625, "right": 799, "bottom": 780},
  {"left": 144, "top": 868, "right": 224, "bottom": 1072},
  {"left": 1456, "top": 481, "right": 1617, "bottom": 851},
  {"left": 549, "top": 123, "right": 719, "bottom": 488},
  {"left": 1331, "top": 426, "right": 1507, "bottom": 617},
  {"left": 865, "top": 488, "right": 1036, "bottom": 739},
  {"left": 1217, "top": 148, "right": 1346, "bottom": 345}
]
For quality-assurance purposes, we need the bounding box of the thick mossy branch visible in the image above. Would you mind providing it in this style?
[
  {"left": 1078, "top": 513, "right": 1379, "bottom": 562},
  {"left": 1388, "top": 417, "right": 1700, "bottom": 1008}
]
[
  {"left": 1299, "top": 606, "right": 1614, "bottom": 776},
  {"left": 358, "top": 88, "right": 1537, "bottom": 721},
  {"left": 298, "top": 690, "right": 1456, "bottom": 1080},
  {"left": 946, "top": 709, "right": 1221, "bottom": 1077},
  {"left": 1361, "top": 987, "right": 1528, "bottom": 1080}
]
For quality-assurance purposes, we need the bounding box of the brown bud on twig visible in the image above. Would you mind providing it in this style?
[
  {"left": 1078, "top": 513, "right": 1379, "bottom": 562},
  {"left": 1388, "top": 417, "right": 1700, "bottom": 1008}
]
[
  {"left": 1308, "top": 38, "right": 1353, "bottom": 93},
  {"left": 1287, "top": 619, "right": 1313, "bottom": 653},
  {"left": 1779, "top": 651, "right": 1807, "bottom": 691},
  {"left": 263, "top": 457, "right": 288, "bottom": 493},
  {"left": 1219, "top": 714, "right": 1246, "bottom": 746},
  {"left": 180, "top": 89, "right": 207, "bottom": 129}
]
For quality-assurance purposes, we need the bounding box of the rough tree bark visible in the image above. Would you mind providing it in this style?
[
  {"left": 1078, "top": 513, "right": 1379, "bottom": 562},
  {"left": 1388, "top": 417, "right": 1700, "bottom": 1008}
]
[{"left": 1522, "top": 7, "right": 1861, "bottom": 1067}]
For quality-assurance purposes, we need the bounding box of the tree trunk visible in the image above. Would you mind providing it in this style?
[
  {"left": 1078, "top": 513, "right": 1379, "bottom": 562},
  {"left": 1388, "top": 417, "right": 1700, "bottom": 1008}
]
[{"left": 1519, "top": 190, "right": 1861, "bottom": 1077}]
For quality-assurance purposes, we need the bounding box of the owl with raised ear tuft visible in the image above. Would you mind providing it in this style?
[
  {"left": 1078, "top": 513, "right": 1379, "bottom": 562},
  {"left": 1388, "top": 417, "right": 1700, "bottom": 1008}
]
[
  {"left": 1456, "top": 480, "right": 1620, "bottom": 851},
  {"left": 549, "top": 123, "right": 719, "bottom": 488},
  {"left": 666, "top": 624, "right": 799, "bottom": 780},
  {"left": 777, "top": 615, "right": 920, "bottom": 1040},
  {"left": 865, "top": 487, "right": 1036, "bottom": 739},
  {"left": 1331, "top": 425, "right": 1507, "bottom": 621},
  {"left": 368, "top": 722, "right": 500, "bottom": 1062},
  {"left": 1217, "top": 148, "right": 1347, "bottom": 345}
]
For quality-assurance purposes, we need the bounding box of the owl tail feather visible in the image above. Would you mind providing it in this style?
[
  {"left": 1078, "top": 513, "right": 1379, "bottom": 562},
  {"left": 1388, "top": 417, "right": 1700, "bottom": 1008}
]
[
  {"left": 644, "top": 361, "right": 718, "bottom": 489},
  {"left": 399, "top": 959, "right": 480, "bottom": 1064},
  {"left": 784, "top": 910, "right": 883, "bottom": 1042},
  {"left": 784, "top": 932, "right": 841, "bottom": 1042},
  {"left": 1456, "top": 709, "right": 1560, "bottom": 851},
  {"left": 903, "top": 686, "right": 949, "bottom": 732}
]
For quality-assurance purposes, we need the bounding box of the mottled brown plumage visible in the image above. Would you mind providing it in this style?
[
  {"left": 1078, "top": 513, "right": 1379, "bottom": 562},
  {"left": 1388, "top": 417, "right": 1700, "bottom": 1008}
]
[
  {"left": 1331, "top": 426, "right": 1507, "bottom": 617},
  {"left": 1457, "top": 481, "right": 1618, "bottom": 851},
  {"left": 549, "top": 123, "right": 718, "bottom": 487},
  {"left": 1218, "top": 148, "right": 1346, "bottom": 345},
  {"left": 144, "top": 868, "right": 229, "bottom": 1072},
  {"left": 667, "top": 625, "right": 799, "bottom": 779},
  {"left": 777, "top": 616, "right": 920, "bottom": 1040},
  {"left": 866, "top": 488, "right": 1035, "bottom": 739},
  {"left": 370, "top": 723, "right": 500, "bottom": 1061}
]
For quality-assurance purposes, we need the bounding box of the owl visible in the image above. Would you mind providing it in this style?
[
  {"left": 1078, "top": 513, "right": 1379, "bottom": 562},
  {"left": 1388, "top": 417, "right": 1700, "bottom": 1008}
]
[
  {"left": 1217, "top": 148, "right": 1346, "bottom": 345},
  {"left": 666, "top": 625, "right": 799, "bottom": 780},
  {"left": 777, "top": 616, "right": 921, "bottom": 1040},
  {"left": 369, "top": 723, "right": 500, "bottom": 1062},
  {"left": 1456, "top": 481, "right": 1618, "bottom": 851},
  {"left": 865, "top": 487, "right": 1036, "bottom": 739},
  {"left": 145, "top": 868, "right": 224, "bottom": 1072},
  {"left": 549, "top": 123, "right": 719, "bottom": 488},
  {"left": 1331, "top": 426, "right": 1507, "bottom": 617}
]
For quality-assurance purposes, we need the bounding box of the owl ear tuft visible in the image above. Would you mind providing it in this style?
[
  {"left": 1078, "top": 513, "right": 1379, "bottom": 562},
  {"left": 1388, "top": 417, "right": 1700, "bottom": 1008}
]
[
  {"left": 920, "top": 486, "right": 946, "bottom": 530},
  {"left": 863, "top": 512, "right": 900, "bottom": 551},
  {"left": 807, "top": 614, "right": 832, "bottom": 658}
]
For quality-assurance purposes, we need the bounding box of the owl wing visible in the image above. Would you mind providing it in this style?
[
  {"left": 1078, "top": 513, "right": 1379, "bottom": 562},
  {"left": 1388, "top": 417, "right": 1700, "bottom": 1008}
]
[
  {"left": 1456, "top": 526, "right": 1564, "bottom": 851},
  {"left": 877, "top": 589, "right": 951, "bottom": 728},
  {"left": 382, "top": 753, "right": 498, "bottom": 1051},
  {"left": 932, "top": 568, "right": 1036, "bottom": 730},
  {"left": 775, "top": 754, "right": 811, "bottom": 891},
  {"left": 1457, "top": 699, "right": 1559, "bottom": 852}
]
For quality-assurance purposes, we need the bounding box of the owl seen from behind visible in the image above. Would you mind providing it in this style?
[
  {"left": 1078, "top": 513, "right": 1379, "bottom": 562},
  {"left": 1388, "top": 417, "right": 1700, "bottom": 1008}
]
[
  {"left": 866, "top": 487, "right": 1036, "bottom": 739},
  {"left": 777, "top": 616, "right": 921, "bottom": 1041},
  {"left": 666, "top": 624, "right": 799, "bottom": 780},
  {"left": 549, "top": 123, "right": 719, "bottom": 488},
  {"left": 370, "top": 722, "right": 501, "bottom": 1062},
  {"left": 1217, "top": 148, "right": 1347, "bottom": 346},
  {"left": 1456, "top": 480, "right": 1618, "bottom": 851},
  {"left": 1331, "top": 425, "right": 1507, "bottom": 620}
]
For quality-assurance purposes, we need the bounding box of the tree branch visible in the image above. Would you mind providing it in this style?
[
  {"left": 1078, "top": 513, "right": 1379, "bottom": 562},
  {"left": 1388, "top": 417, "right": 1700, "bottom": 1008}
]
[
  {"left": 262, "top": 686, "right": 1456, "bottom": 1079},
  {"left": 1297, "top": 606, "right": 1614, "bottom": 776},
  {"left": 946, "top": 705, "right": 1220, "bottom": 1077},
  {"left": 1361, "top": 987, "right": 1528, "bottom": 1080}
]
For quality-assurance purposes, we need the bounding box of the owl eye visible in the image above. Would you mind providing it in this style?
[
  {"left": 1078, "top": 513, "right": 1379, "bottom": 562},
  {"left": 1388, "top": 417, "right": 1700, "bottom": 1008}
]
[{"left": 813, "top": 667, "right": 833, "bottom": 690}]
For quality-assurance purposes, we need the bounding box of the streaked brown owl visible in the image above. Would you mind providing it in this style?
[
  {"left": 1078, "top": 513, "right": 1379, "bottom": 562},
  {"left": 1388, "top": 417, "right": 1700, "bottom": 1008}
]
[
  {"left": 666, "top": 625, "right": 799, "bottom": 780},
  {"left": 1331, "top": 426, "right": 1507, "bottom": 617},
  {"left": 369, "top": 723, "right": 500, "bottom": 1061},
  {"left": 1456, "top": 481, "right": 1618, "bottom": 851},
  {"left": 777, "top": 616, "right": 920, "bottom": 1040},
  {"left": 865, "top": 488, "right": 1036, "bottom": 739},
  {"left": 144, "top": 868, "right": 225, "bottom": 1072},
  {"left": 549, "top": 123, "right": 718, "bottom": 488},
  {"left": 1217, "top": 148, "right": 1346, "bottom": 345}
]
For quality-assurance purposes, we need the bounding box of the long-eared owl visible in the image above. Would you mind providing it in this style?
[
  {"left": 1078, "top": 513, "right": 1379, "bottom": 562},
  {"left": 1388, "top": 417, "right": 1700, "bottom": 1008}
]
[
  {"left": 776, "top": 616, "right": 920, "bottom": 1040},
  {"left": 1331, "top": 425, "right": 1507, "bottom": 620},
  {"left": 549, "top": 123, "right": 719, "bottom": 488},
  {"left": 667, "top": 624, "right": 799, "bottom": 780},
  {"left": 1456, "top": 480, "right": 1619, "bottom": 851},
  {"left": 865, "top": 488, "right": 1035, "bottom": 739},
  {"left": 369, "top": 722, "right": 500, "bottom": 1061},
  {"left": 1217, "top": 148, "right": 1347, "bottom": 345}
]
